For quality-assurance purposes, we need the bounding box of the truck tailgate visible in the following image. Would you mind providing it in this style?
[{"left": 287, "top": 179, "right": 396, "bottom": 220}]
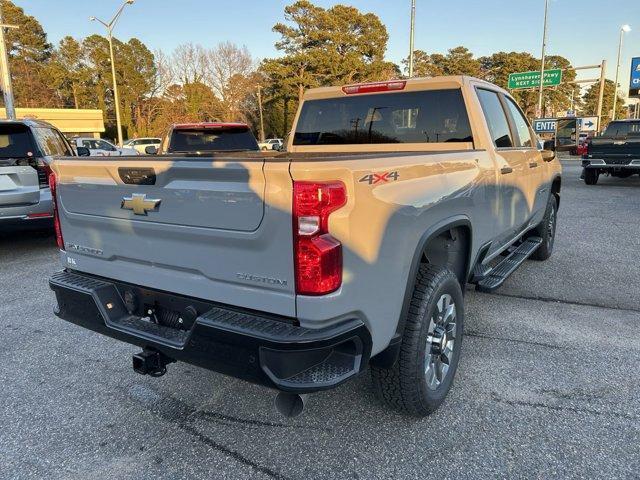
[{"left": 52, "top": 157, "right": 296, "bottom": 317}]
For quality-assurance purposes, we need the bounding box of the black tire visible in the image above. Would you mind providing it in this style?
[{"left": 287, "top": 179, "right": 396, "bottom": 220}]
[
  {"left": 530, "top": 194, "right": 557, "bottom": 261},
  {"left": 584, "top": 169, "right": 599, "bottom": 185},
  {"left": 371, "top": 264, "right": 464, "bottom": 416}
]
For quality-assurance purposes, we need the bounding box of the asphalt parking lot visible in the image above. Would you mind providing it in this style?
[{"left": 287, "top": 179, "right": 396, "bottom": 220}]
[{"left": 1, "top": 159, "right": 639, "bottom": 479}]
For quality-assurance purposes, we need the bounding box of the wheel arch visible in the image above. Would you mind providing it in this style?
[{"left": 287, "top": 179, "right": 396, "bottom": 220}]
[
  {"left": 370, "top": 215, "right": 473, "bottom": 369},
  {"left": 551, "top": 175, "right": 561, "bottom": 208}
]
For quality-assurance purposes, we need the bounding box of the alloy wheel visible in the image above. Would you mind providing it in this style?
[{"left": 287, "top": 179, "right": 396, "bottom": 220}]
[{"left": 425, "top": 293, "right": 457, "bottom": 390}]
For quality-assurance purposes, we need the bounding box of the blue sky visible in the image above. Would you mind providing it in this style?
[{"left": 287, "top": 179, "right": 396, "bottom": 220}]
[{"left": 16, "top": 0, "right": 640, "bottom": 101}]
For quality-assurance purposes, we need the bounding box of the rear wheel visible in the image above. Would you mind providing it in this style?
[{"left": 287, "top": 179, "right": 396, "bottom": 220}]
[
  {"left": 584, "top": 169, "right": 599, "bottom": 185},
  {"left": 371, "top": 264, "right": 464, "bottom": 416}
]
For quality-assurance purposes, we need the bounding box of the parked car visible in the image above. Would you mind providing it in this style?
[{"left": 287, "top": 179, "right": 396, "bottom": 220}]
[
  {"left": 0, "top": 119, "right": 74, "bottom": 228},
  {"left": 48, "top": 76, "right": 561, "bottom": 417},
  {"left": 122, "top": 137, "right": 161, "bottom": 155},
  {"left": 258, "top": 138, "right": 284, "bottom": 151},
  {"left": 571, "top": 132, "right": 590, "bottom": 156},
  {"left": 146, "top": 122, "right": 260, "bottom": 155},
  {"left": 582, "top": 119, "right": 640, "bottom": 184},
  {"left": 69, "top": 137, "right": 139, "bottom": 156}
]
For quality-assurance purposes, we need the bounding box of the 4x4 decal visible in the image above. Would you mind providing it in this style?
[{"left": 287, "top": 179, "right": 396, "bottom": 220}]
[{"left": 359, "top": 171, "right": 399, "bottom": 185}]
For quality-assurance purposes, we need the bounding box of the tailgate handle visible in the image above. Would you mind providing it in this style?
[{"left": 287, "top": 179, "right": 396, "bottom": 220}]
[{"left": 118, "top": 167, "right": 156, "bottom": 185}]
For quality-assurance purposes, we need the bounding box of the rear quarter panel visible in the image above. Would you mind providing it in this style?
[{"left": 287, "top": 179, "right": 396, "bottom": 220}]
[{"left": 290, "top": 150, "right": 497, "bottom": 354}]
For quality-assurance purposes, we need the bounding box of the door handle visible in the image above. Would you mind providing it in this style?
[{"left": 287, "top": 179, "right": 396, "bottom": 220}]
[
  {"left": 501, "top": 166, "right": 514, "bottom": 175},
  {"left": 529, "top": 162, "right": 538, "bottom": 168}
]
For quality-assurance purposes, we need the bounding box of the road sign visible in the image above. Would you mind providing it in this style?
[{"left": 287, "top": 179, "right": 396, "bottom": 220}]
[
  {"left": 532, "top": 118, "right": 556, "bottom": 133},
  {"left": 630, "top": 57, "right": 640, "bottom": 98},
  {"left": 508, "top": 69, "right": 563, "bottom": 90},
  {"left": 580, "top": 116, "right": 598, "bottom": 132}
]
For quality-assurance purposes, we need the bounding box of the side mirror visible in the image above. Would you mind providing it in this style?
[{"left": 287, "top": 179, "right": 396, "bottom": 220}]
[
  {"left": 145, "top": 145, "right": 158, "bottom": 155},
  {"left": 76, "top": 146, "right": 91, "bottom": 157},
  {"left": 543, "top": 140, "right": 555, "bottom": 151},
  {"left": 541, "top": 149, "right": 556, "bottom": 162}
]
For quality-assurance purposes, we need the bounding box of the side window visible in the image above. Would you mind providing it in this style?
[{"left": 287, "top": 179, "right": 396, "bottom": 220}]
[
  {"left": 34, "top": 128, "right": 70, "bottom": 157},
  {"left": 98, "top": 140, "right": 116, "bottom": 151},
  {"left": 505, "top": 97, "right": 534, "bottom": 148},
  {"left": 53, "top": 130, "right": 73, "bottom": 156},
  {"left": 476, "top": 89, "right": 513, "bottom": 148}
]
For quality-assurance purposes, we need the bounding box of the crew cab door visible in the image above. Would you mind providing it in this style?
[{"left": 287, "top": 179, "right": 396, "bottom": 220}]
[
  {"left": 476, "top": 88, "right": 530, "bottom": 248},
  {"left": 502, "top": 96, "right": 547, "bottom": 219}
]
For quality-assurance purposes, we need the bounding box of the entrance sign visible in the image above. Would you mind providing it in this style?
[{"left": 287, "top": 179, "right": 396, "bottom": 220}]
[{"left": 533, "top": 118, "right": 556, "bottom": 133}]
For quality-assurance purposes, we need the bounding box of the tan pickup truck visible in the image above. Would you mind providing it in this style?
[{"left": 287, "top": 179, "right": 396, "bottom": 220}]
[{"left": 49, "top": 76, "right": 561, "bottom": 417}]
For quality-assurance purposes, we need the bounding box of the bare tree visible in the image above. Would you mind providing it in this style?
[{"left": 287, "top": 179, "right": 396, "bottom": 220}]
[
  {"left": 205, "top": 42, "right": 258, "bottom": 122},
  {"left": 172, "top": 43, "right": 208, "bottom": 85}
]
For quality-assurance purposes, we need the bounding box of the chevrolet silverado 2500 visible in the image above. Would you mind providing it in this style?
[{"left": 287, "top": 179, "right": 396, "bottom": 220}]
[{"left": 49, "top": 77, "right": 561, "bottom": 416}]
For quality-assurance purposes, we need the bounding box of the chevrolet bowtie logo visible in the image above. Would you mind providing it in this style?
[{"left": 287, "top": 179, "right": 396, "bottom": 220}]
[{"left": 121, "top": 193, "right": 161, "bottom": 215}]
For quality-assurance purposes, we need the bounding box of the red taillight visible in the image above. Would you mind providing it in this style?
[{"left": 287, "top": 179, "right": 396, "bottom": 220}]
[
  {"left": 48, "top": 170, "right": 64, "bottom": 250},
  {"left": 293, "top": 181, "right": 346, "bottom": 295},
  {"left": 341, "top": 80, "right": 407, "bottom": 95}
]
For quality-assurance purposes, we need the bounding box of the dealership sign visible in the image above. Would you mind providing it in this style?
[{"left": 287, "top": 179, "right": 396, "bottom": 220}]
[{"left": 630, "top": 57, "right": 640, "bottom": 98}]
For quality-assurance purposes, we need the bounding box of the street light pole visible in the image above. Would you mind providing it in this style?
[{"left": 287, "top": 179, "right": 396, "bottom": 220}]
[
  {"left": 90, "top": 0, "right": 134, "bottom": 146},
  {"left": 408, "top": 0, "right": 416, "bottom": 78},
  {"left": 612, "top": 25, "right": 631, "bottom": 122},
  {"left": 106, "top": 31, "right": 124, "bottom": 145},
  {"left": 0, "top": 6, "right": 18, "bottom": 120},
  {"left": 596, "top": 59, "right": 607, "bottom": 131},
  {"left": 537, "top": 0, "right": 549, "bottom": 117}
]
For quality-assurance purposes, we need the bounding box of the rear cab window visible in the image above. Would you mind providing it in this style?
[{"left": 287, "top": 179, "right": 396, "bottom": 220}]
[
  {"left": 603, "top": 121, "right": 640, "bottom": 138},
  {"left": 168, "top": 126, "right": 259, "bottom": 153},
  {"left": 293, "top": 89, "right": 473, "bottom": 147}
]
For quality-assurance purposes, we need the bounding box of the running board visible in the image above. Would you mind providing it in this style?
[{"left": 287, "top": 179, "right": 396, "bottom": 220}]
[{"left": 475, "top": 237, "right": 542, "bottom": 293}]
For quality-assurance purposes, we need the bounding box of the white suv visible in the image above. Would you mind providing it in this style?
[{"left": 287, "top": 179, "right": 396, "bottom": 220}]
[
  {"left": 70, "top": 137, "right": 138, "bottom": 156},
  {"left": 123, "top": 137, "right": 162, "bottom": 155}
]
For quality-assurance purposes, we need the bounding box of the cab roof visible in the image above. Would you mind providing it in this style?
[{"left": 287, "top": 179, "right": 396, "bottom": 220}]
[
  {"left": 0, "top": 118, "right": 57, "bottom": 129},
  {"left": 302, "top": 76, "right": 506, "bottom": 101}
]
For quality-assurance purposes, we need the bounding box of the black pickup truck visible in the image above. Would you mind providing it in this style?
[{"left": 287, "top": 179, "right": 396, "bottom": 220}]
[{"left": 582, "top": 119, "right": 640, "bottom": 185}]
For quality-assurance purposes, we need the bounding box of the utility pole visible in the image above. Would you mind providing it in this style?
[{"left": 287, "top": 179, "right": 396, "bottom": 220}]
[
  {"left": 612, "top": 25, "right": 631, "bottom": 122},
  {"left": 537, "top": 0, "right": 549, "bottom": 117},
  {"left": 257, "top": 86, "right": 265, "bottom": 142},
  {"left": 596, "top": 59, "right": 607, "bottom": 131},
  {"left": 408, "top": 0, "right": 416, "bottom": 78},
  {"left": 0, "top": 6, "right": 18, "bottom": 120},
  {"left": 90, "top": 0, "right": 134, "bottom": 146}
]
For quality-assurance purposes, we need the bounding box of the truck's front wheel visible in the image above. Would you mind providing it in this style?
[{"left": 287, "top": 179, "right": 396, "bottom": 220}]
[{"left": 371, "top": 264, "right": 464, "bottom": 416}]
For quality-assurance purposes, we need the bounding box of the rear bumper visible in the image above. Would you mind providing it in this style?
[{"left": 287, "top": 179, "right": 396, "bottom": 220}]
[
  {"left": 49, "top": 270, "right": 371, "bottom": 393},
  {"left": 0, "top": 189, "right": 53, "bottom": 226},
  {"left": 582, "top": 158, "right": 640, "bottom": 169}
]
